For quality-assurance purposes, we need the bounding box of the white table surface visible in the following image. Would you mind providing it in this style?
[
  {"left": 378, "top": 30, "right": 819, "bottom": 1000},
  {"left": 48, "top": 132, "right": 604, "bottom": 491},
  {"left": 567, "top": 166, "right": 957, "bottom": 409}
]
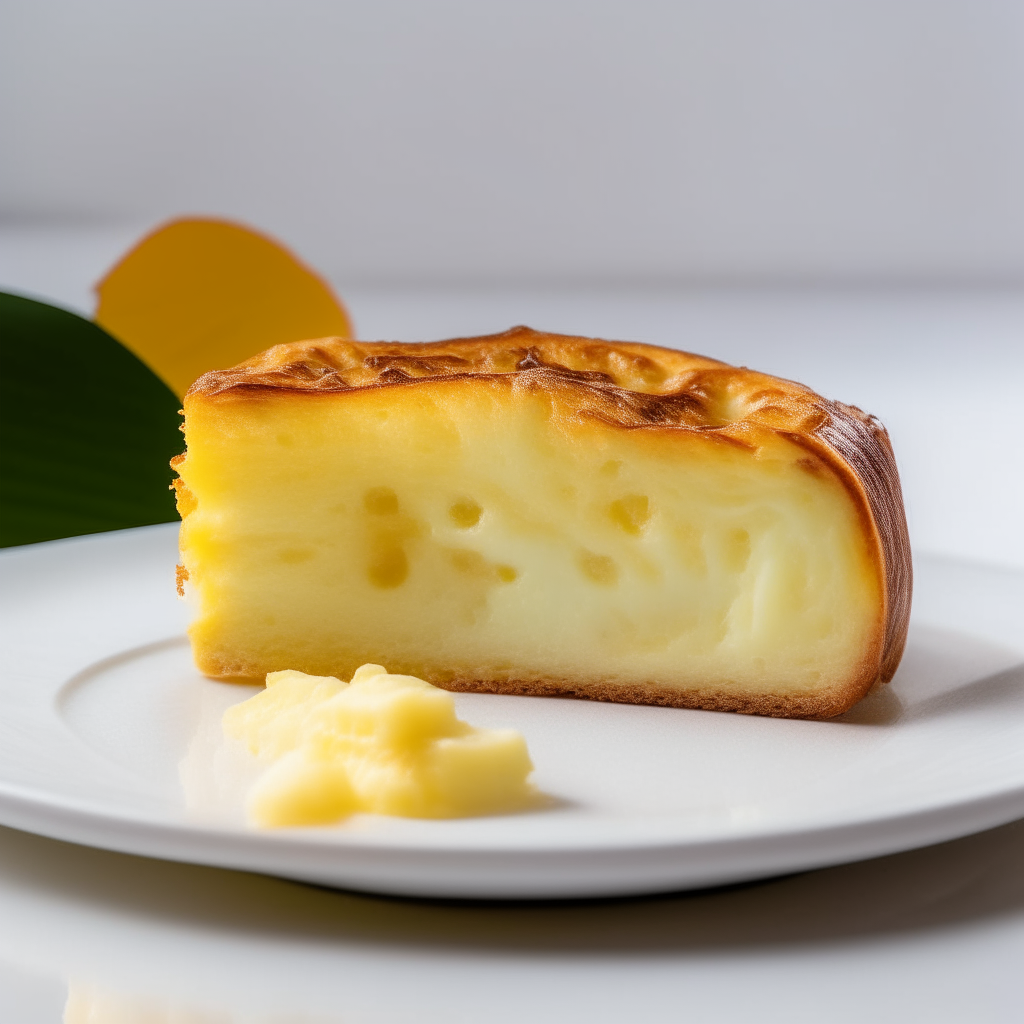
[{"left": 1, "top": 227, "right": 1022, "bottom": 1022}]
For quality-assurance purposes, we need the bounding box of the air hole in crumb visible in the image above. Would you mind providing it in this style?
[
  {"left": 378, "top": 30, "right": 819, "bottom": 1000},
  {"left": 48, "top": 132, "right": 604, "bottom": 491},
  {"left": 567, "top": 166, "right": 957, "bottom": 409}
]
[
  {"left": 578, "top": 550, "right": 619, "bottom": 586},
  {"left": 449, "top": 498, "right": 482, "bottom": 529},
  {"left": 608, "top": 494, "right": 650, "bottom": 535},
  {"left": 368, "top": 544, "right": 408, "bottom": 588},
  {"left": 364, "top": 487, "right": 399, "bottom": 515},
  {"left": 279, "top": 548, "right": 314, "bottom": 564},
  {"left": 723, "top": 528, "right": 751, "bottom": 572}
]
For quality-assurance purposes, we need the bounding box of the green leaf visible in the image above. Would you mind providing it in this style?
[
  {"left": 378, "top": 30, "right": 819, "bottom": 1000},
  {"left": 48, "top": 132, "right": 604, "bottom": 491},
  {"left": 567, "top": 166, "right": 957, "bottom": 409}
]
[{"left": 0, "top": 291, "right": 183, "bottom": 547}]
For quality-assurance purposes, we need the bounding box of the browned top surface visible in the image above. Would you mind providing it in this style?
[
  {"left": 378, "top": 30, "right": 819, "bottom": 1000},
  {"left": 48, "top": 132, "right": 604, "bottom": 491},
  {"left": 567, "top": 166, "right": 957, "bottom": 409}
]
[{"left": 187, "top": 326, "right": 835, "bottom": 438}]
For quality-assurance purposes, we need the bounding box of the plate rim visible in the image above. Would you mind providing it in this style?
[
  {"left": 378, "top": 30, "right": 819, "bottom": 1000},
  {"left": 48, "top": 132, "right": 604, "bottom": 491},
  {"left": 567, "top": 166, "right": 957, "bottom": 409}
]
[{"left": 1, "top": 525, "right": 1022, "bottom": 899}]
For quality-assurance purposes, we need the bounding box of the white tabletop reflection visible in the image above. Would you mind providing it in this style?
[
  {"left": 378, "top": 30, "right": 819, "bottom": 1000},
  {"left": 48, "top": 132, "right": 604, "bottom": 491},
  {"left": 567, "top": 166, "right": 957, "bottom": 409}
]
[{"left": 0, "top": 817, "right": 1022, "bottom": 1023}]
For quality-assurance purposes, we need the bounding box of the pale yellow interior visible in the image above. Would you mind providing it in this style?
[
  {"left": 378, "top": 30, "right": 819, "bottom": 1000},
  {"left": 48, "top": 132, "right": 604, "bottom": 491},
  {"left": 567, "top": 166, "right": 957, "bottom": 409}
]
[{"left": 177, "top": 378, "right": 882, "bottom": 697}]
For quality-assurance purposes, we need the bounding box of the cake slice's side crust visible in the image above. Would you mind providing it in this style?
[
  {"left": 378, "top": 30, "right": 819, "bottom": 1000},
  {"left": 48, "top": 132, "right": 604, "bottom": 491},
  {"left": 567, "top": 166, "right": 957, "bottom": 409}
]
[
  {"left": 814, "top": 402, "right": 912, "bottom": 687},
  {"left": 178, "top": 327, "right": 911, "bottom": 720}
]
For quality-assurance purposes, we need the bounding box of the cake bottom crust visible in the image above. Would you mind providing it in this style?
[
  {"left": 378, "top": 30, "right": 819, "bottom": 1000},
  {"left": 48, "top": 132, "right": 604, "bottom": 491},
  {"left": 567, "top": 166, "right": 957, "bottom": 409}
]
[
  {"left": 432, "top": 675, "right": 880, "bottom": 720},
  {"left": 203, "top": 657, "right": 880, "bottom": 720}
]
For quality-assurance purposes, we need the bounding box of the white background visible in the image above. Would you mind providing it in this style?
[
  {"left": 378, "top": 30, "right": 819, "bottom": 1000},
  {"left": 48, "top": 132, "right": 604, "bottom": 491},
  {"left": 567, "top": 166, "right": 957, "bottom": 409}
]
[{"left": 2, "top": 0, "right": 1024, "bottom": 285}]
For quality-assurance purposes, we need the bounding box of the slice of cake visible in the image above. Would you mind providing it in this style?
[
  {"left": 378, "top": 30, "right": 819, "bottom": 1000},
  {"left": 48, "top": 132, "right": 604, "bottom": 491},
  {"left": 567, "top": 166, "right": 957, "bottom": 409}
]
[{"left": 173, "top": 327, "right": 911, "bottom": 719}]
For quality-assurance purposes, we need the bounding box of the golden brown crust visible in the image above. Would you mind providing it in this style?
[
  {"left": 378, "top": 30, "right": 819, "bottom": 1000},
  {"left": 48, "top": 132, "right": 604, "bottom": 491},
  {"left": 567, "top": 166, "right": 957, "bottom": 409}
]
[
  {"left": 187, "top": 326, "right": 831, "bottom": 438},
  {"left": 815, "top": 403, "right": 913, "bottom": 687},
  {"left": 182, "top": 326, "right": 912, "bottom": 719},
  {"left": 188, "top": 325, "right": 722, "bottom": 397},
  {"left": 438, "top": 676, "right": 867, "bottom": 720}
]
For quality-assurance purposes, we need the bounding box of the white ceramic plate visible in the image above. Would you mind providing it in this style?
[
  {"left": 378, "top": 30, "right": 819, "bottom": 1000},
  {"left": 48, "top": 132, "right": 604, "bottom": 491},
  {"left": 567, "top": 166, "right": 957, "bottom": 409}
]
[{"left": 1, "top": 524, "right": 1022, "bottom": 900}]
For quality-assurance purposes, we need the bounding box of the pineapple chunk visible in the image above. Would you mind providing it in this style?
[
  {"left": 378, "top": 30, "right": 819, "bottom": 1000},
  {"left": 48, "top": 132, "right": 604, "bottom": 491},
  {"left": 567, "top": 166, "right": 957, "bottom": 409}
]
[{"left": 225, "top": 664, "right": 534, "bottom": 826}]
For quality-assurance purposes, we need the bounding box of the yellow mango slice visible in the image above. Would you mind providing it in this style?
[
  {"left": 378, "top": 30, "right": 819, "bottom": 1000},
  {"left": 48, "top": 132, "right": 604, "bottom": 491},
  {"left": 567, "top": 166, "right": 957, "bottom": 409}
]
[{"left": 94, "top": 218, "right": 352, "bottom": 398}]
